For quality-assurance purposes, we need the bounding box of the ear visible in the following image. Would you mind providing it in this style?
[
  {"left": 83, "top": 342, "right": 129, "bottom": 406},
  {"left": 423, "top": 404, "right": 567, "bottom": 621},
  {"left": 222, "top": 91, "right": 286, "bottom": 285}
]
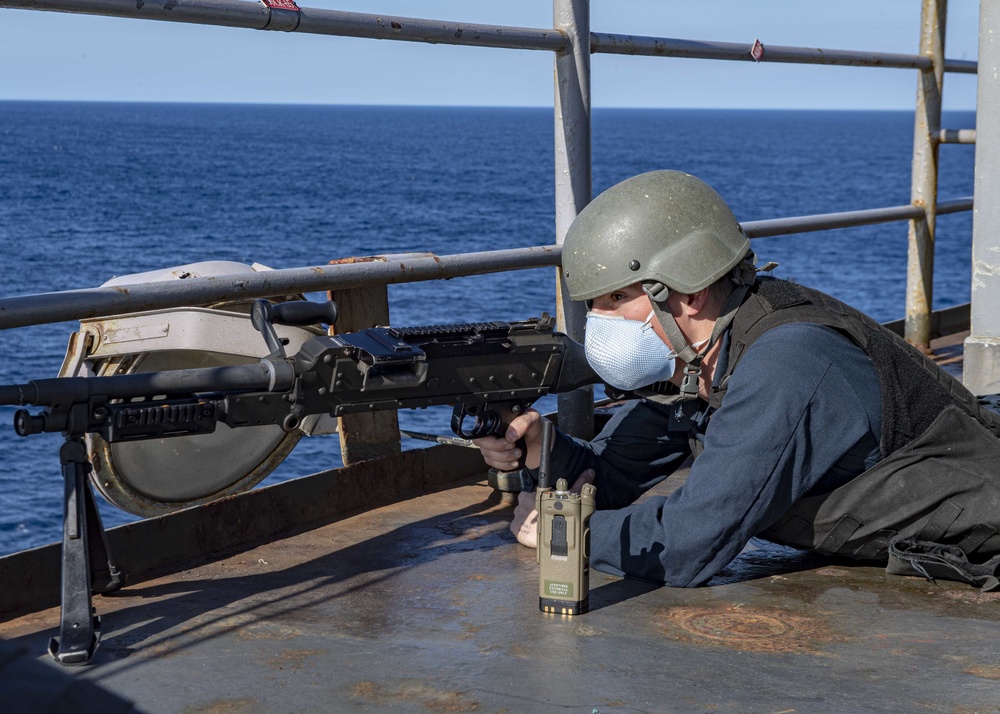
[{"left": 677, "top": 288, "right": 712, "bottom": 316}]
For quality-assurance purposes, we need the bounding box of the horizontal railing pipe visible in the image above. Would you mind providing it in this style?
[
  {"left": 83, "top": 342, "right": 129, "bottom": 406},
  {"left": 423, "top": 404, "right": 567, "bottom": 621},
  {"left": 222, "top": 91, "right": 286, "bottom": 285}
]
[
  {"left": 0, "top": 198, "right": 973, "bottom": 330},
  {"left": 1, "top": 0, "right": 267, "bottom": 27},
  {"left": 743, "top": 196, "right": 972, "bottom": 238},
  {"left": 590, "top": 32, "right": 977, "bottom": 73},
  {"left": 882, "top": 301, "right": 970, "bottom": 339},
  {"left": 944, "top": 58, "right": 979, "bottom": 74},
  {"left": 296, "top": 8, "right": 566, "bottom": 50},
  {"left": 0, "top": 0, "right": 568, "bottom": 51},
  {"left": 938, "top": 196, "right": 976, "bottom": 214},
  {"left": 0, "top": 1, "right": 977, "bottom": 73},
  {"left": 938, "top": 129, "right": 977, "bottom": 144},
  {"left": 0, "top": 247, "right": 561, "bottom": 331}
]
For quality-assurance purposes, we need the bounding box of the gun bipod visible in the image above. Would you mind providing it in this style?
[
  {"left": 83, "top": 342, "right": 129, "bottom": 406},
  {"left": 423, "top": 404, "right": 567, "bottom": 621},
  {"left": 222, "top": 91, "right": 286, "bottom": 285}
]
[{"left": 48, "top": 435, "right": 124, "bottom": 666}]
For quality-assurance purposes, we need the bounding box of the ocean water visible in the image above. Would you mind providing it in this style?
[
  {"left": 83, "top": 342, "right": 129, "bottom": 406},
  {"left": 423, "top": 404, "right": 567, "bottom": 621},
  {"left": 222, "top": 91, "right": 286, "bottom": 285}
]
[{"left": 0, "top": 102, "right": 977, "bottom": 555}]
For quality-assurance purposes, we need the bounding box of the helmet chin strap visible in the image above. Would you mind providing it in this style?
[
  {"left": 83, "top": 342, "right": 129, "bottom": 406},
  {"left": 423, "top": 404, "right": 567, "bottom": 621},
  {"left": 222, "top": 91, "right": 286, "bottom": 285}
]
[{"left": 642, "top": 258, "right": 757, "bottom": 403}]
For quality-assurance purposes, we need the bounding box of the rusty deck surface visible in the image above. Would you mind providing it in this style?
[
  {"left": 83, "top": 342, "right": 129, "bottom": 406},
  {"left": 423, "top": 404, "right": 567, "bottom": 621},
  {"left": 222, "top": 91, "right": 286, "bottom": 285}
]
[
  {"left": 2, "top": 472, "right": 1000, "bottom": 713},
  {"left": 1, "top": 330, "right": 999, "bottom": 713}
]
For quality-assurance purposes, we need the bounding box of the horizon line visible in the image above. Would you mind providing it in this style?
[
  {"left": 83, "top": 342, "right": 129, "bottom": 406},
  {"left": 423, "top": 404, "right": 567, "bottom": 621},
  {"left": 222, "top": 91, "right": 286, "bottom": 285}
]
[{"left": 0, "top": 98, "right": 978, "bottom": 113}]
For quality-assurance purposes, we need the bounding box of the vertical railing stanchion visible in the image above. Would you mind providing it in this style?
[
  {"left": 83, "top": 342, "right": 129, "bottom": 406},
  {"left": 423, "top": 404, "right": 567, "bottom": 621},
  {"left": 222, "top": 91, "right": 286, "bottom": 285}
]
[
  {"left": 328, "top": 275, "right": 401, "bottom": 464},
  {"left": 905, "top": 0, "right": 947, "bottom": 351},
  {"left": 553, "top": 0, "right": 594, "bottom": 439},
  {"left": 964, "top": 0, "right": 1000, "bottom": 395}
]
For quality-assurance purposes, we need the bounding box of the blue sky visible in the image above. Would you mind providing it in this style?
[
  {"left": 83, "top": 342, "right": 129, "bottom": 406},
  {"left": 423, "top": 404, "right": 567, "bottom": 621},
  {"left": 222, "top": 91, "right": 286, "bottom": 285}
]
[{"left": 0, "top": 1, "right": 982, "bottom": 109}]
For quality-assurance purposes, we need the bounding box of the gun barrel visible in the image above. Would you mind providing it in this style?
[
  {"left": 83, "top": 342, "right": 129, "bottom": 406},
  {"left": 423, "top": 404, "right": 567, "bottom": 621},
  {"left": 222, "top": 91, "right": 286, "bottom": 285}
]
[
  {"left": 0, "top": 384, "right": 26, "bottom": 406},
  {"left": 0, "top": 363, "right": 273, "bottom": 408}
]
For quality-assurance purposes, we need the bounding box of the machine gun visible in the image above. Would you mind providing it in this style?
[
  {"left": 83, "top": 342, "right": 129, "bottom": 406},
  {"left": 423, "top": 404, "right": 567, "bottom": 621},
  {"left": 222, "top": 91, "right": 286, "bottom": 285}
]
[{"left": 0, "top": 298, "right": 600, "bottom": 665}]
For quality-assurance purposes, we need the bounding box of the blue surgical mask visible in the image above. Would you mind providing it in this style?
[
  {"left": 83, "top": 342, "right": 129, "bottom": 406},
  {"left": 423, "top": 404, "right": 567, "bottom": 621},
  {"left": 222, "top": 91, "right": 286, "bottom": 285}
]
[{"left": 585, "top": 311, "right": 677, "bottom": 391}]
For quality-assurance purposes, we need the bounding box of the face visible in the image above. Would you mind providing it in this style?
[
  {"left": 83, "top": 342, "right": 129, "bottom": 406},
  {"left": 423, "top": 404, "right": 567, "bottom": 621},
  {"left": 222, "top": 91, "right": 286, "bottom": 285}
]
[
  {"left": 588, "top": 283, "right": 671, "bottom": 346},
  {"left": 586, "top": 282, "right": 720, "bottom": 397}
]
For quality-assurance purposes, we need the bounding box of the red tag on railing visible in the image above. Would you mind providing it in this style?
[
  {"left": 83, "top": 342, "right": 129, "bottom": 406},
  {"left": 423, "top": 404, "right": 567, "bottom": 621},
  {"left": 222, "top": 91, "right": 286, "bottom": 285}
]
[
  {"left": 262, "top": 0, "right": 300, "bottom": 11},
  {"left": 750, "top": 38, "right": 765, "bottom": 63}
]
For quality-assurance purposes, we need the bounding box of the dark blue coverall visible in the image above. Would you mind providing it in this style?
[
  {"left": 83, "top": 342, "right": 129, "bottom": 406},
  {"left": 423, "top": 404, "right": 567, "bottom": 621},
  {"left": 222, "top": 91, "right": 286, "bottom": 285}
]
[{"left": 544, "top": 322, "right": 883, "bottom": 587}]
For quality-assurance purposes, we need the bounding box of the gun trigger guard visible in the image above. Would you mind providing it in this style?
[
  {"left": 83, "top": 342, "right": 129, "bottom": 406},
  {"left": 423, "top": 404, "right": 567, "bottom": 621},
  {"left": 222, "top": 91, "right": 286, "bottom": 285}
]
[
  {"left": 451, "top": 406, "right": 473, "bottom": 439},
  {"left": 450, "top": 405, "right": 502, "bottom": 440}
]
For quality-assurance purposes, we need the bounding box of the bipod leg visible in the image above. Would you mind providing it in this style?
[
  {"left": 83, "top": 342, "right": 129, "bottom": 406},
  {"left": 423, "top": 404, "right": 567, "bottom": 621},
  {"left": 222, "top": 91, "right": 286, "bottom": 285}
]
[
  {"left": 85, "top": 476, "right": 125, "bottom": 595},
  {"left": 49, "top": 437, "right": 103, "bottom": 665}
]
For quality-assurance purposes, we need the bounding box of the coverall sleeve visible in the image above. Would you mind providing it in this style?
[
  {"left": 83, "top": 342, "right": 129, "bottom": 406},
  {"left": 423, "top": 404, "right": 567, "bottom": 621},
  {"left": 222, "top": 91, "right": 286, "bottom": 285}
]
[
  {"left": 587, "top": 323, "right": 881, "bottom": 587},
  {"left": 545, "top": 397, "right": 698, "bottom": 510}
]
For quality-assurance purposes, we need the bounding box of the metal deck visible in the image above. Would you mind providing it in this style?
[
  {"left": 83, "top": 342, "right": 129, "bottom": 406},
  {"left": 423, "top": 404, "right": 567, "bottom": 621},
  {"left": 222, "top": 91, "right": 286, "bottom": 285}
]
[
  {"left": 1, "top": 331, "right": 999, "bottom": 713},
  {"left": 3, "top": 482, "right": 1000, "bottom": 711}
]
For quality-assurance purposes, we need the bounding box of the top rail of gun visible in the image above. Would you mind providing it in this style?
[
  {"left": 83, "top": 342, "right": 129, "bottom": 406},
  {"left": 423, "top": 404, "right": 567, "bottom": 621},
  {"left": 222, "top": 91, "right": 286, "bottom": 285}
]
[{"left": 385, "top": 317, "right": 554, "bottom": 340}]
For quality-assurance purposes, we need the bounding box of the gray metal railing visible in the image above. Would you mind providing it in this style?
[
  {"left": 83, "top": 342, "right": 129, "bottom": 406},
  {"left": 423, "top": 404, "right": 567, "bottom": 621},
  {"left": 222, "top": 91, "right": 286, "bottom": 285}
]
[
  {"left": 0, "top": 0, "right": 979, "bottom": 74},
  {"left": 0, "top": 199, "right": 973, "bottom": 331},
  {"left": 0, "top": 0, "right": 982, "bottom": 425},
  {"left": 589, "top": 32, "right": 976, "bottom": 73},
  {"left": 0, "top": 248, "right": 560, "bottom": 330},
  {"left": 742, "top": 197, "right": 973, "bottom": 239}
]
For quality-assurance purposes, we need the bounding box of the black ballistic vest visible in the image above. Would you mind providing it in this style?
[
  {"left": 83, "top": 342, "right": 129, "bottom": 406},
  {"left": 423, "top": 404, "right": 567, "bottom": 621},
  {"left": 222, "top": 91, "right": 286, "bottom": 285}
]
[{"left": 717, "top": 278, "right": 1000, "bottom": 563}]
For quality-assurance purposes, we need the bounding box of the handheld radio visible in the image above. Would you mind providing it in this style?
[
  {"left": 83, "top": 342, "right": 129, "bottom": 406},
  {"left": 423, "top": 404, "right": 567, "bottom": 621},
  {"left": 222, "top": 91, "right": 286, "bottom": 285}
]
[{"left": 536, "top": 420, "right": 596, "bottom": 615}]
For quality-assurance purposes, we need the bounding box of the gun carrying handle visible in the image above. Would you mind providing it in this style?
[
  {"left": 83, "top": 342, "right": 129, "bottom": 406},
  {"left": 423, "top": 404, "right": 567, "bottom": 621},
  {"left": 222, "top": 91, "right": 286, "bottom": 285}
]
[
  {"left": 251, "top": 300, "right": 287, "bottom": 358},
  {"left": 251, "top": 299, "right": 340, "bottom": 358},
  {"left": 270, "top": 300, "right": 339, "bottom": 327}
]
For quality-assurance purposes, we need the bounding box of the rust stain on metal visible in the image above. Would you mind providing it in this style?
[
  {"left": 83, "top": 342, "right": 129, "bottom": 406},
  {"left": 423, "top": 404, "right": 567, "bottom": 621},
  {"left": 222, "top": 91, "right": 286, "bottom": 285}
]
[
  {"left": 267, "top": 648, "right": 321, "bottom": 671},
  {"left": 328, "top": 256, "right": 389, "bottom": 266},
  {"left": 424, "top": 697, "right": 480, "bottom": 714},
  {"left": 462, "top": 622, "right": 484, "bottom": 637},
  {"left": 655, "top": 605, "right": 843, "bottom": 654},
  {"left": 352, "top": 681, "right": 380, "bottom": 699},
  {"left": 508, "top": 642, "right": 530, "bottom": 659},
  {"left": 183, "top": 697, "right": 257, "bottom": 713},
  {"left": 937, "top": 589, "right": 1000, "bottom": 605},
  {"left": 965, "top": 665, "right": 1000, "bottom": 680},
  {"left": 816, "top": 567, "right": 851, "bottom": 577},
  {"left": 236, "top": 620, "right": 302, "bottom": 640},
  {"left": 351, "top": 680, "right": 479, "bottom": 712}
]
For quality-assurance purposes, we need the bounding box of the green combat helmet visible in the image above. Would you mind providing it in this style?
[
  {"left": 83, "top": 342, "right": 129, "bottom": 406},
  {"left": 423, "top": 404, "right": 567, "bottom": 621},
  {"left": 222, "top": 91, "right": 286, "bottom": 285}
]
[{"left": 562, "top": 170, "right": 761, "bottom": 402}]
